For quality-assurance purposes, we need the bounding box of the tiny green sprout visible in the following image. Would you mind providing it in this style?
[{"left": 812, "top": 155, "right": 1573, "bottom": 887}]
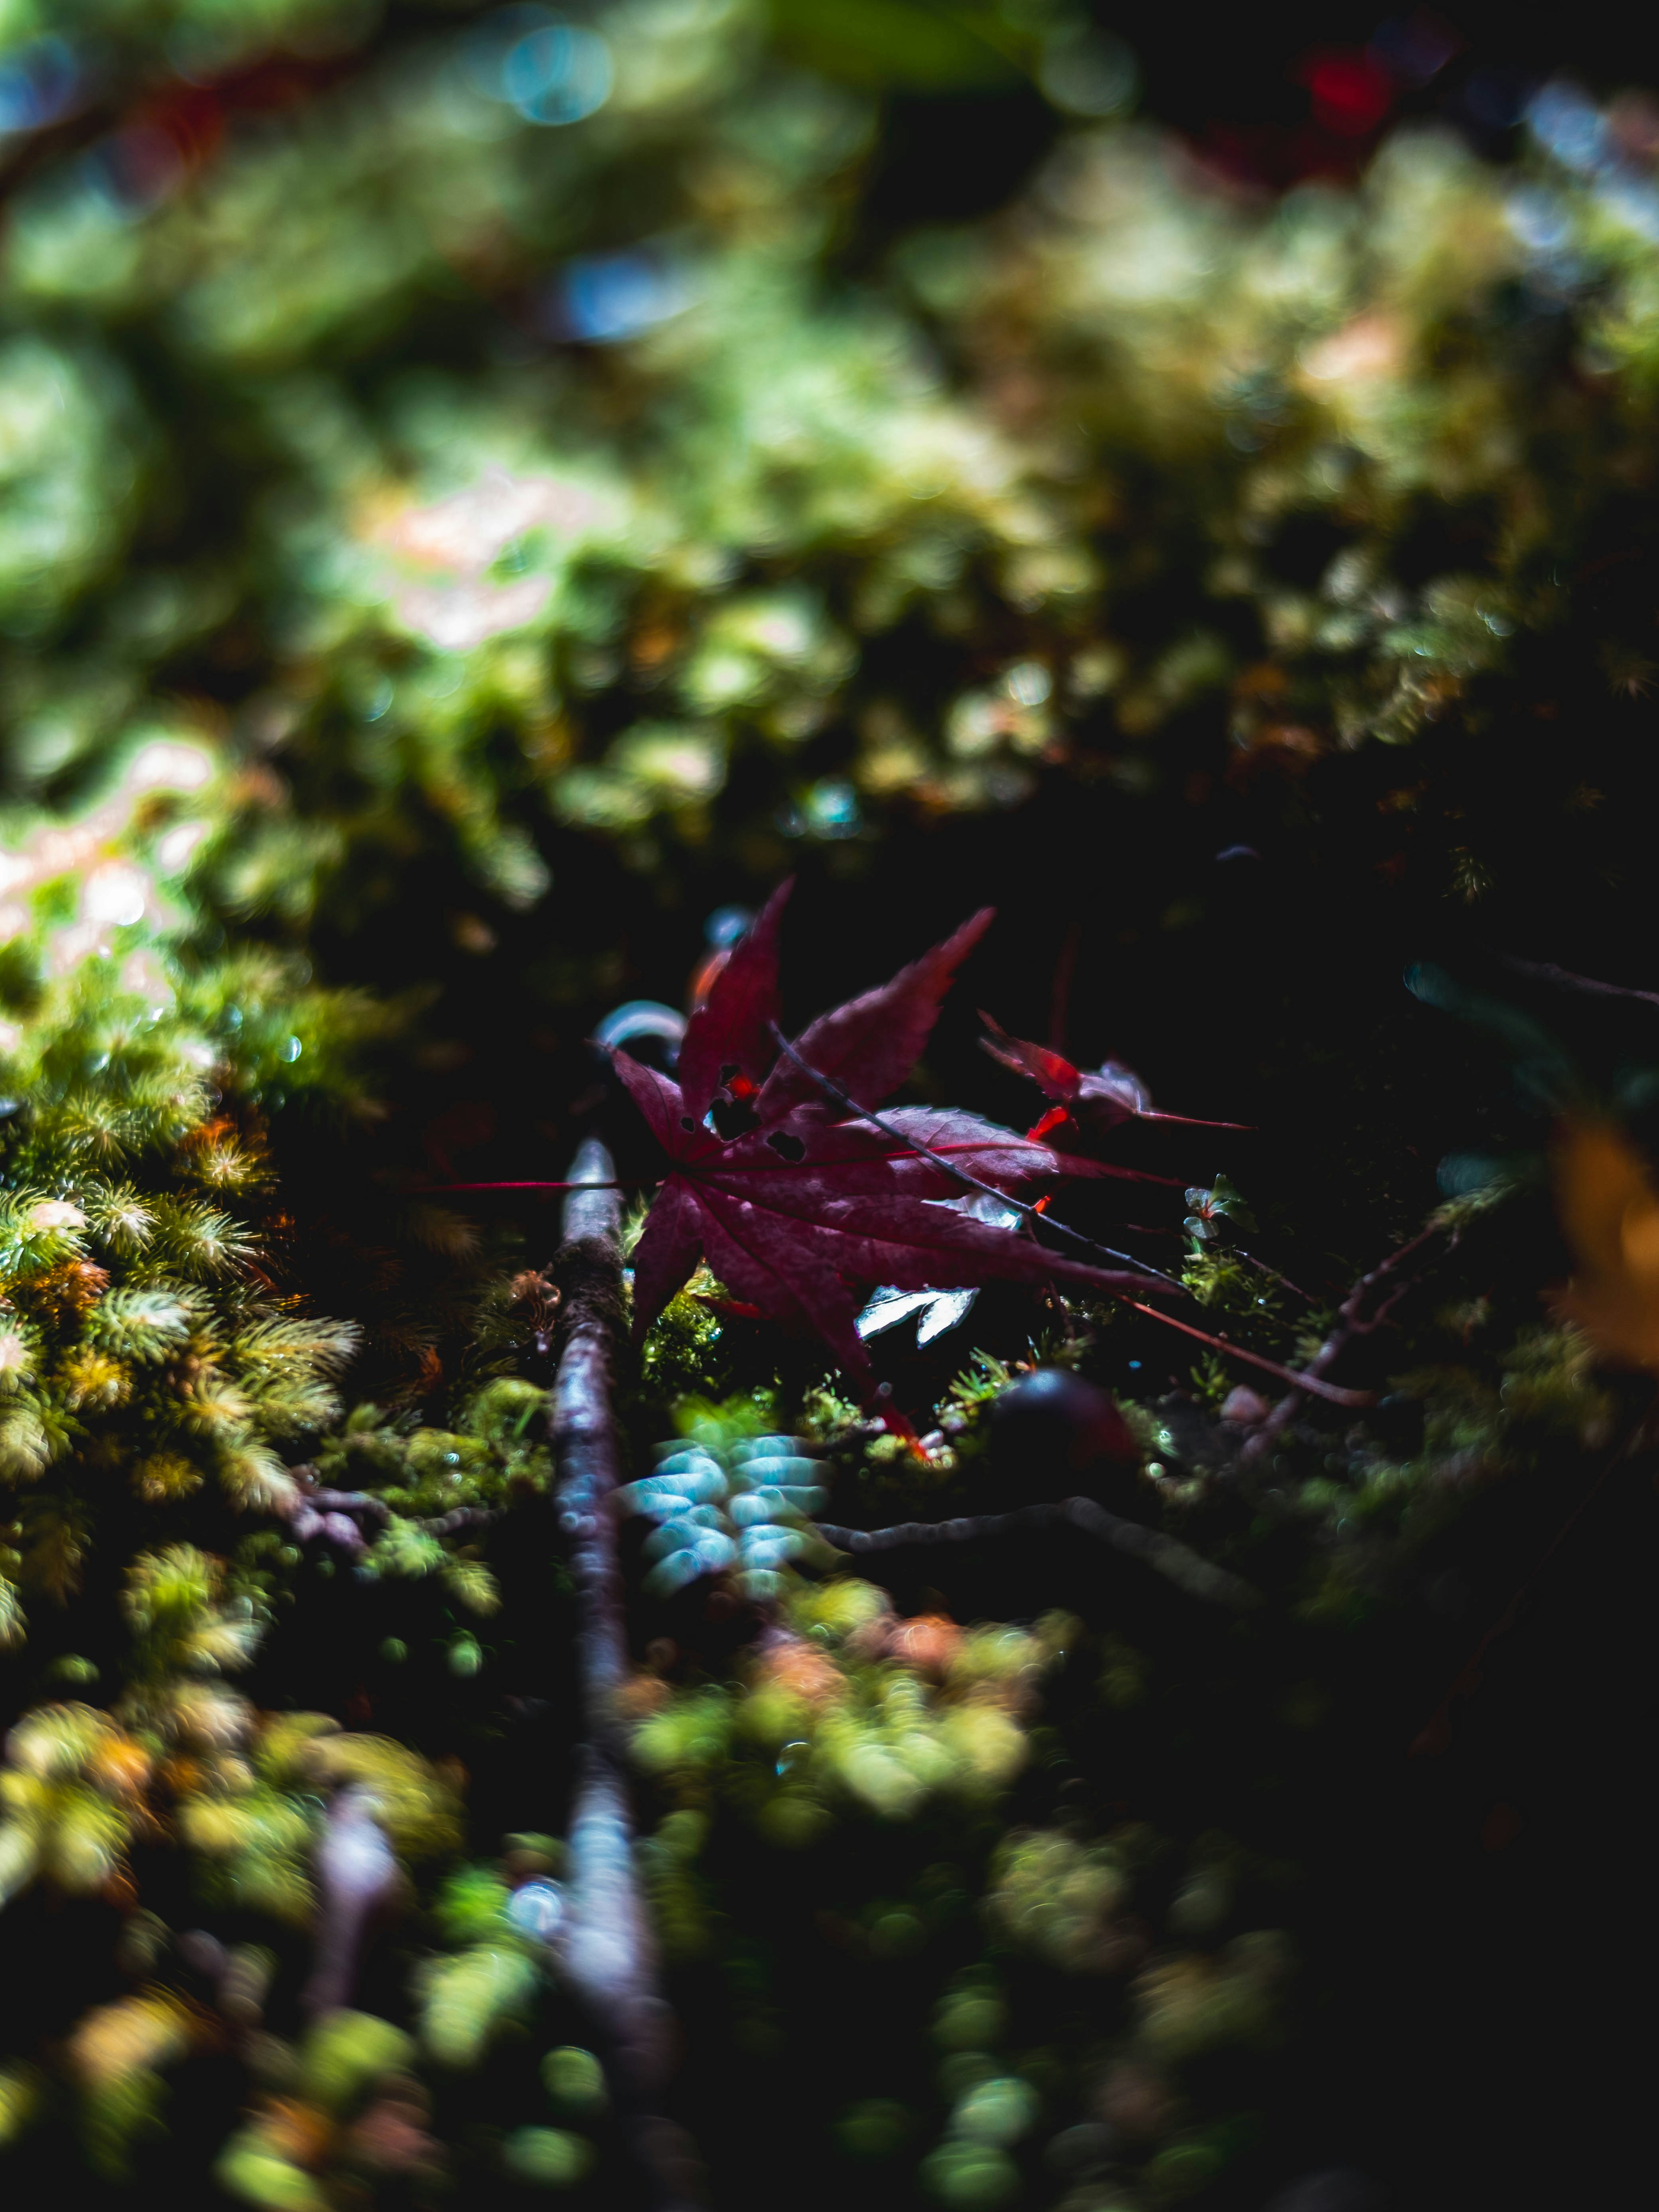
[{"left": 1183, "top": 1173, "right": 1257, "bottom": 1242}]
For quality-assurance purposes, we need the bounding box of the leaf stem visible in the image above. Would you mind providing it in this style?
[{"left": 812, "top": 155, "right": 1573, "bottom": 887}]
[
  {"left": 817, "top": 1497, "right": 1262, "bottom": 1609},
  {"left": 1113, "top": 1299, "right": 1378, "bottom": 1405}
]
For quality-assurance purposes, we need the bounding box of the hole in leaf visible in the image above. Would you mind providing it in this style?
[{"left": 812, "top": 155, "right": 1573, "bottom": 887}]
[
  {"left": 711, "top": 1097, "right": 759, "bottom": 1139},
  {"left": 766, "top": 1131, "right": 807, "bottom": 1162}
]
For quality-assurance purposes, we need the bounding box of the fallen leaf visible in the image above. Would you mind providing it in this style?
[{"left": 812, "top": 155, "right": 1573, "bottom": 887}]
[
  {"left": 611, "top": 893, "right": 1175, "bottom": 1389},
  {"left": 980, "top": 1013, "right": 1243, "bottom": 1139}
]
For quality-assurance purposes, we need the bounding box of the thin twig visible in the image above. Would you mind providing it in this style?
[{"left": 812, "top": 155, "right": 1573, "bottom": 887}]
[
  {"left": 548, "top": 1140, "right": 700, "bottom": 2211},
  {"left": 818, "top": 1497, "right": 1262, "bottom": 1610},
  {"left": 1239, "top": 1222, "right": 1452, "bottom": 1462},
  {"left": 1499, "top": 953, "right": 1659, "bottom": 1011},
  {"left": 1233, "top": 1248, "right": 1320, "bottom": 1304},
  {"left": 1115, "top": 1300, "right": 1377, "bottom": 1408},
  {"left": 765, "top": 1021, "right": 1184, "bottom": 1289}
]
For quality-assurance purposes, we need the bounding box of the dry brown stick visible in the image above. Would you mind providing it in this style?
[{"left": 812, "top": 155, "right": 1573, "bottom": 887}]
[
  {"left": 548, "top": 1139, "right": 699, "bottom": 2211},
  {"left": 818, "top": 1497, "right": 1262, "bottom": 1610}
]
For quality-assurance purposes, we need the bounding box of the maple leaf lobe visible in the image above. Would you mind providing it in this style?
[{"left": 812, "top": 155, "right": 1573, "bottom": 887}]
[
  {"left": 675, "top": 879, "right": 791, "bottom": 1125},
  {"left": 756, "top": 904, "right": 995, "bottom": 1124},
  {"left": 980, "top": 1012, "right": 1083, "bottom": 1103}
]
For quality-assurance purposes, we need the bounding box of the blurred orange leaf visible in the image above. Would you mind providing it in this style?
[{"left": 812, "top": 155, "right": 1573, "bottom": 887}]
[{"left": 1552, "top": 1119, "right": 1659, "bottom": 1367}]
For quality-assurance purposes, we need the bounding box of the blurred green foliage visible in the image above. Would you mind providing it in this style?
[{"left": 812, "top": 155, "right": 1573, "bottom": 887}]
[
  {"left": 3, "top": 0, "right": 1656, "bottom": 947},
  {"left": 0, "top": 29, "right": 1650, "bottom": 953}
]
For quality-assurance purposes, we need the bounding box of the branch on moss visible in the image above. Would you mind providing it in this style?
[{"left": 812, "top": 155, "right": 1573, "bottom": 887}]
[
  {"left": 817, "top": 1498, "right": 1262, "bottom": 1610},
  {"left": 1233, "top": 1247, "right": 1320, "bottom": 1304},
  {"left": 547, "top": 1139, "right": 700, "bottom": 2211},
  {"left": 283, "top": 1468, "right": 393, "bottom": 1551},
  {"left": 283, "top": 1471, "right": 504, "bottom": 1548},
  {"left": 1238, "top": 1222, "right": 1453, "bottom": 1464}
]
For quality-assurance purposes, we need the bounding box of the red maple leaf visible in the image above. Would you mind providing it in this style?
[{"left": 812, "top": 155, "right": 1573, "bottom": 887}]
[
  {"left": 979, "top": 1012, "right": 1248, "bottom": 1146},
  {"left": 610, "top": 883, "right": 1178, "bottom": 1390}
]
